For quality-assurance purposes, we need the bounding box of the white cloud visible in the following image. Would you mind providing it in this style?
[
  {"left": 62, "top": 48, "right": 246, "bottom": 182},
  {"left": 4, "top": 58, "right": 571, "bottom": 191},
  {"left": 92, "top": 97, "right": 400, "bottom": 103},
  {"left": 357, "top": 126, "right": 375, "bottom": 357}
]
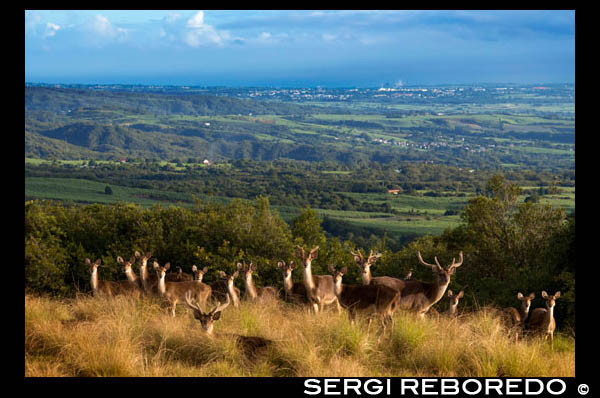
[
  {"left": 88, "top": 15, "right": 127, "bottom": 38},
  {"left": 43, "top": 22, "right": 61, "bottom": 38},
  {"left": 183, "top": 11, "right": 229, "bottom": 47},
  {"left": 186, "top": 11, "right": 205, "bottom": 28}
]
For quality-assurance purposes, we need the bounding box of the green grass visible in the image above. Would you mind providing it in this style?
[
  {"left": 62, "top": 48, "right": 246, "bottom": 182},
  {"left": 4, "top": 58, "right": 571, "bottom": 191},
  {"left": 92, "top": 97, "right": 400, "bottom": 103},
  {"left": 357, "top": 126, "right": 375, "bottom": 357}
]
[{"left": 25, "top": 294, "right": 575, "bottom": 377}]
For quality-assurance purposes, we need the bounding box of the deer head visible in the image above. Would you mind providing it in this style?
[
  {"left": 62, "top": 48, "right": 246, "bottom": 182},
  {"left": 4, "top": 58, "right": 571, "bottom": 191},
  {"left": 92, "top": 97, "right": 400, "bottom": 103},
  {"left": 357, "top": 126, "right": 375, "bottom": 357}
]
[
  {"left": 184, "top": 290, "right": 231, "bottom": 335},
  {"left": 86, "top": 258, "right": 102, "bottom": 272},
  {"left": 351, "top": 249, "right": 382, "bottom": 275},
  {"left": 541, "top": 291, "right": 560, "bottom": 309},
  {"left": 417, "top": 251, "right": 463, "bottom": 286},
  {"left": 295, "top": 245, "right": 319, "bottom": 267}
]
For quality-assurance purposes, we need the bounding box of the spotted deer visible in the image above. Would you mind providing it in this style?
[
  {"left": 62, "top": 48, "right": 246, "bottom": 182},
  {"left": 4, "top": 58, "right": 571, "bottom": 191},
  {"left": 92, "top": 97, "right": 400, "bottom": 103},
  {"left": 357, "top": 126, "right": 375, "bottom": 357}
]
[
  {"left": 277, "top": 260, "right": 309, "bottom": 304},
  {"left": 503, "top": 292, "right": 535, "bottom": 340},
  {"left": 154, "top": 262, "right": 212, "bottom": 317},
  {"left": 329, "top": 265, "right": 400, "bottom": 330},
  {"left": 393, "top": 251, "right": 464, "bottom": 319},
  {"left": 446, "top": 290, "right": 464, "bottom": 317},
  {"left": 210, "top": 269, "right": 241, "bottom": 308},
  {"left": 527, "top": 291, "right": 560, "bottom": 348},
  {"left": 237, "top": 262, "right": 278, "bottom": 301},
  {"left": 184, "top": 291, "right": 272, "bottom": 358},
  {"left": 295, "top": 245, "right": 341, "bottom": 314}
]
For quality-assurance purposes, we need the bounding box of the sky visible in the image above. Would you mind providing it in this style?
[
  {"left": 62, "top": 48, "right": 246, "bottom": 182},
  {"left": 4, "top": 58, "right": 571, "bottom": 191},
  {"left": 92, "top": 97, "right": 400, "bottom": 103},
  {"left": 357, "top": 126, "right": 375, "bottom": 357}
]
[{"left": 25, "top": 10, "right": 575, "bottom": 87}]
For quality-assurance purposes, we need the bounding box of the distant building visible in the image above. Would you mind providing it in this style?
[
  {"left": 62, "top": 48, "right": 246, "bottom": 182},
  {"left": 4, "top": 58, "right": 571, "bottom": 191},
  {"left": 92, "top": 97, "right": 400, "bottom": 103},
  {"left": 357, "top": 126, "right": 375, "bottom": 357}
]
[
  {"left": 119, "top": 157, "right": 127, "bottom": 163},
  {"left": 388, "top": 189, "right": 400, "bottom": 195},
  {"left": 203, "top": 159, "right": 212, "bottom": 165}
]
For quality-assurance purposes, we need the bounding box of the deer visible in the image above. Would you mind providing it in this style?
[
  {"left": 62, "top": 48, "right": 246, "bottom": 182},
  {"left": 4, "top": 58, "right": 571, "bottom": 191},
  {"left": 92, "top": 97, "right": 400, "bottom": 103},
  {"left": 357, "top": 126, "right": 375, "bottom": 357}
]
[
  {"left": 446, "top": 290, "right": 464, "bottom": 317},
  {"left": 329, "top": 265, "right": 400, "bottom": 331},
  {"left": 352, "top": 249, "right": 406, "bottom": 291},
  {"left": 237, "top": 262, "right": 278, "bottom": 302},
  {"left": 526, "top": 291, "right": 560, "bottom": 348},
  {"left": 135, "top": 251, "right": 158, "bottom": 295},
  {"left": 116, "top": 255, "right": 144, "bottom": 297},
  {"left": 87, "top": 258, "right": 137, "bottom": 297},
  {"left": 154, "top": 261, "right": 212, "bottom": 317},
  {"left": 502, "top": 292, "right": 535, "bottom": 340},
  {"left": 295, "top": 245, "right": 341, "bottom": 314},
  {"left": 277, "top": 260, "right": 309, "bottom": 305},
  {"left": 392, "top": 251, "right": 464, "bottom": 319},
  {"left": 183, "top": 291, "right": 273, "bottom": 358},
  {"left": 209, "top": 269, "right": 241, "bottom": 308}
]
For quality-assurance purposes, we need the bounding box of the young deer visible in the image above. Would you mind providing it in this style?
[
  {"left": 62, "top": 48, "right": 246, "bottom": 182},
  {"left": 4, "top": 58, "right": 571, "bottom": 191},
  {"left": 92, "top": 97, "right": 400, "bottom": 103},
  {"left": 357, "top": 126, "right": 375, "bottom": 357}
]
[
  {"left": 352, "top": 249, "right": 406, "bottom": 291},
  {"left": 184, "top": 291, "right": 273, "bottom": 358},
  {"left": 503, "top": 292, "right": 535, "bottom": 340},
  {"left": 446, "top": 290, "right": 464, "bottom": 317},
  {"left": 295, "top": 245, "right": 341, "bottom": 314},
  {"left": 329, "top": 265, "right": 400, "bottom": 331},
  {"left": 237, "top": 262, "right": 278, "bottom": 301},
  {"left": 277, "top": 260, "right": 309, "bottom": 304},
  {"left": 527, "top": 291, "right": 560, "bottom": 348},
  {"left": 154, "top": 262, "right": 212, "bottom": 317},
  {"left": 393, "top": 251, "right": 464, "bottom": 319},
  {"left": 210, "top": 269, "right": 241, "bottom": 308}
]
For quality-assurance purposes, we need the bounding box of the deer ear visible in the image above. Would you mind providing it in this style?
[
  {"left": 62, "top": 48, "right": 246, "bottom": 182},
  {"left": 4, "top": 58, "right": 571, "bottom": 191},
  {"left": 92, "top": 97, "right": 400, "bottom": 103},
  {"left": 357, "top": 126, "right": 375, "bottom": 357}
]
[
  {"left": 237, "top": 262, "right": 244, "bottom": 270},
  {"left": 310, "top": 246, "right": 319, "bottom": 259},
  {"left": 165, "top": 263, "right": 170, "bottom": 270},
  {"left": 202, "top": 267, "right": 208, "bottom": 273},
  {"left": 457, "top": 291, "right": 464, "bottom": 298},
  {"left": 135, "top": 251, "right": 141, "bottom": 258},
  {"left": 528, "top": 293, "right": 535, "bottom": 300},
  {"left": 95, "top": 259, "right": 102, "bottom": 265},
  {"left": 251, "top": 263, "right": 257, "bottom": 271},
  {"left": 554, "top": 291, "right": 561, "bottom": 298},
  {"left": 232, "top": 270, "right": 239, "bottom": 278},
  {"left": 277, "top": 261, "right": 284, "bottom": 269},
  {"left": 218, "top": 271, "right": 227, "bottom": 278},
  {"left": 340, "top": 267, "right": 347, "bottom": 274},
  {"left": 85, "top": 258, "right": 91, "bottom": 265},
  {"left": 517, "top": 292, "right": 524, "bottom": 299},
  {"left": 447, "top": 290, "right": 453, "bottom": 297},
  {"left": 328, "top": 264, "right": 336, "bottom": 274},
  {"left": 212, "top": 311, "right": 222, "bottom": 321},
  {"left": 290, "top": 261, "right": 296, "bottom": 270},
  {"left": 192, "top": 265, "right": 197, "bottom": 272}
]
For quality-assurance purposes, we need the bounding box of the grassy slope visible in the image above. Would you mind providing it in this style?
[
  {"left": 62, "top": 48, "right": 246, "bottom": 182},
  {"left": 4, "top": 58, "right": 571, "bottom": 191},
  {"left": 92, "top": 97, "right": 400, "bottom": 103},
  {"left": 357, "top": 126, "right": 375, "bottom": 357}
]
[{"left": 25, "top": 294, "right": 575, "bottom": 377}]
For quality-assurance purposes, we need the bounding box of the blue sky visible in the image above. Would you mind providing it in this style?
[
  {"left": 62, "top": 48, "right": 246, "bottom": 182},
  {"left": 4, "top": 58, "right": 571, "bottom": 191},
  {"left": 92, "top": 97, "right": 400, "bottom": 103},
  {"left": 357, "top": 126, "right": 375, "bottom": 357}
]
[{"left": 25, "top": 10, "right": 575, "bottom": 87}]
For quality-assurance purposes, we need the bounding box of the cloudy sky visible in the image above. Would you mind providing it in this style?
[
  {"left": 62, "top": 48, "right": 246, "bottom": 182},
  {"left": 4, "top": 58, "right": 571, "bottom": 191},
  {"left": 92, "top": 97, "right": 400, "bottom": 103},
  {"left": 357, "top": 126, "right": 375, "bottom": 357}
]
[{"left": 25, "top": 10, "right": 575, "bottom": 87}]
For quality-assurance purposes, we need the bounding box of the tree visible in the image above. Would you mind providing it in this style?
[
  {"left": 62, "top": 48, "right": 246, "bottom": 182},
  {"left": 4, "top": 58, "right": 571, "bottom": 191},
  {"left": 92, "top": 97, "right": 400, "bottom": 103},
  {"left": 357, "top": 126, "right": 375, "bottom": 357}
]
[
  {"left": 104, "top": 185, "right": 113, "bottom": 195},
  {"left": 289, "top": 206, "right": 326, "bottom": 248}
]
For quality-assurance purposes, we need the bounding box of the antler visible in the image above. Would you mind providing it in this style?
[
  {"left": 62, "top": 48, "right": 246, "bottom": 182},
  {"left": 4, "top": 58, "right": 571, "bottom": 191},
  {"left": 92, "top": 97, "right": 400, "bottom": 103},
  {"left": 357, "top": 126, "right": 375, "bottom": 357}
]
[
  {"left": 350, "top": 249, "right": 365, "bottom": 265},
  {"left": 209, "top": 294, "right": 231, "bottom": 315},
  {"left": 448, "top": 251, "right": 463, "bottom": 270},
  {"left": 184, "top": 290, "right": 203, "bottom": 313},
  {"left": 417, "top": 251, "right": 443, "bottom": 271},
  {"left": 367, "top": 250, "right": 382, "bottom": 265}
]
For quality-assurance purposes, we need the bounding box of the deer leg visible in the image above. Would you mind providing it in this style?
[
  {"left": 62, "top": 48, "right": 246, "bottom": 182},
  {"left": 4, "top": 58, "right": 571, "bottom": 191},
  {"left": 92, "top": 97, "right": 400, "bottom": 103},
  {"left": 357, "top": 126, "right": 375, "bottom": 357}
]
[{"left": 312, "top": 302, "right": 319, "bottom": 314}]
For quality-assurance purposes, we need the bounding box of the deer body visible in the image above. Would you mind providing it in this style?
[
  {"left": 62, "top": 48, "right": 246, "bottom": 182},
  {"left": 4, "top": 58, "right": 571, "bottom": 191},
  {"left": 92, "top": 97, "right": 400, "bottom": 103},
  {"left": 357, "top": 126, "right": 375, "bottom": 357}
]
[
  {"left": 330, "top": 266, "right": 399, "bottom": 329},
  {"left": 296, "top": 246, "right": 341, "bottom": 314},
  {"left": 210, "top": 270, "right": 241, "bottom": 308},
  {"left": 446, "top": 290, "right": 464, "bottom": 316},
  {"left": 353, "top": 249, "right": 408, "bottom": 293},
  {"left": 278, "top": 260, "right": 309, "bottom": 304},
  {"left": 395, "top": 251, "right": 463, "bottom": 318},
  {"left": 87, "top": 258, "right": 135, "bottom": 297},
  {"left": 238, "top": 262, "right": 278, "bottom": 301},
  {"left": 155, "top": 262, "right": 212, "bottom": 317},
  {"left": 527, "top": 291, "right": 560, "bottom": 347},
  {"left": 503, "top": 292, "right": 535, "bottom": 339}
]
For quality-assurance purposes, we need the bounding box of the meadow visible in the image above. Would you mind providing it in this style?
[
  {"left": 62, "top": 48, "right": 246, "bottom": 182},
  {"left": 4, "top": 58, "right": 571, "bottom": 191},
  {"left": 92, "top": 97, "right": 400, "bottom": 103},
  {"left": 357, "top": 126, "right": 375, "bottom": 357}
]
[{"left": 25, "top": 293, "right": 575, "bottom": 377}]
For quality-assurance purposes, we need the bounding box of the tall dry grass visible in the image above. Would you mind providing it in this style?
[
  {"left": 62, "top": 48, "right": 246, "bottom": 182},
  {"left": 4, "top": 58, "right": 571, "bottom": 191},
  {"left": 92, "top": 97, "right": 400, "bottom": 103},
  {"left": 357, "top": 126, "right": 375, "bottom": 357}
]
[{"left": 25, "top": 294, "right": 575, "bottom": 377}]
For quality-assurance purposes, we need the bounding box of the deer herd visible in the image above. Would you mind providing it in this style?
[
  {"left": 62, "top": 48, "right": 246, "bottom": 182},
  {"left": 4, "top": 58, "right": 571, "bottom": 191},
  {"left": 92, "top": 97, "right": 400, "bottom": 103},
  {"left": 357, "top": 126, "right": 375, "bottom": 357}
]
[{"left": 86, "top": 246, "right": 562, "bottom": 348}]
